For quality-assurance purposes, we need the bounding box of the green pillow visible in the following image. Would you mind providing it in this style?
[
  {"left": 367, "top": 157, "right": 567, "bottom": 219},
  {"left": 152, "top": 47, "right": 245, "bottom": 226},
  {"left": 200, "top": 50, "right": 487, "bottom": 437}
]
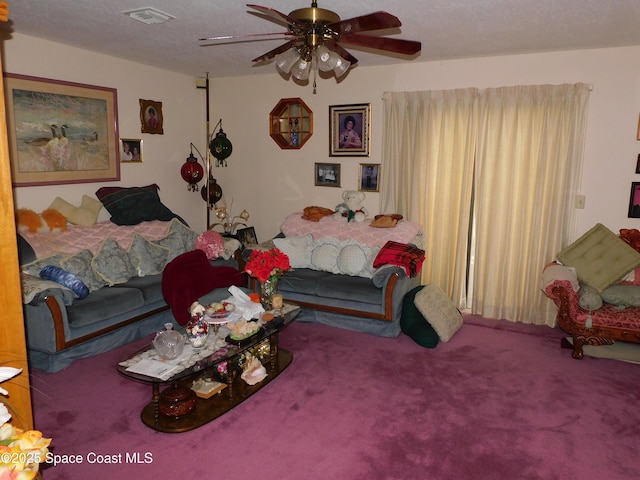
[
  {"left": 95, "top": 184, "right": 184, "bottom": 226},
  {"left": 61, "top": 249, "right": 107, "bottom": 292},
  {"left": 578, "top": 284, "right": 603, "bottom": 311},
  {"left": 400, "top": 286, "right": 439, "bottom": 348},
  {"left": 168, "top": 217, "right": 199, "bottom": 251},
  {"left": 601, "top": 285, "right": 640, "bottom": 308},
  {"left": 153, "top": 231, "right": 186, "bottom": 264},
  {"left": 92, "top": 237, "right": 137, "bottom": 285},
  {"left": 128, "top": 233, "right": 170, "bottom": 276}
]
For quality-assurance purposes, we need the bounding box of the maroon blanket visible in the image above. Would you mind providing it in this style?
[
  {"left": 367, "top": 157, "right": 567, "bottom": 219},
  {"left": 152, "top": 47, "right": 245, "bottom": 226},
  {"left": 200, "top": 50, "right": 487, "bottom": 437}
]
[{"left": 161, "top": 249, "right": 246, "bottom": 325}]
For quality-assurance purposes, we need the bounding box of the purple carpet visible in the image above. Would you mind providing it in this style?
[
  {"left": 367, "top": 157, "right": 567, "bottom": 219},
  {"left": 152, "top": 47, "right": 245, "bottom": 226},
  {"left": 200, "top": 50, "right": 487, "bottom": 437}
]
[{"left": 31, "top": 316, "right": 640, "bottom": 480}]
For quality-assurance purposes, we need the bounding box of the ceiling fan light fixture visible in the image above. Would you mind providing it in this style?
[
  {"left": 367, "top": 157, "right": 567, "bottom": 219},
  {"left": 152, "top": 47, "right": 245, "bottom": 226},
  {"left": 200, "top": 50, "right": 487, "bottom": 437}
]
[
  {"left": 292, "top": 58, "right": 311, "bottom": 80},
  {"left": 315, "top": 45, "right": 337, "bottom": 72},
  {"left": 333, "top": 56, "right": 351, "bottom": 78},
  {"left": 275, "top": 48, "right": 300, "bottom": 74}
]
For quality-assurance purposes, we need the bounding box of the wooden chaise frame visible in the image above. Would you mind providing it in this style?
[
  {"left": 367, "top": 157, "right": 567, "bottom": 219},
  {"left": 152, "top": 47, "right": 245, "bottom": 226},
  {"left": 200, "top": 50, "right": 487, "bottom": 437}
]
[{"left": 552, "top": 285, "right": 640, "bottom": 359}]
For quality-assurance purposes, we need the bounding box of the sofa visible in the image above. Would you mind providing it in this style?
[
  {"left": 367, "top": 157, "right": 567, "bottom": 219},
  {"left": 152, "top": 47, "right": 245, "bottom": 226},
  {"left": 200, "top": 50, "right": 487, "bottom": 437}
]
[
  {"left": 17, "top": 186, "right": 244, "bottom": 373},
  {"left": 248, "top": 212, "right": 425, "bottom": 337},
  {"left": 543, "top": 223, "right": 640, "bottom": 359}
]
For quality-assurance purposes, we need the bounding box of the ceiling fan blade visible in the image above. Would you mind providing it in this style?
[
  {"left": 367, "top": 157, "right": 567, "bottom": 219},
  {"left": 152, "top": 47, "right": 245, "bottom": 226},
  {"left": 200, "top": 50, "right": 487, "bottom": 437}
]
[
  {"left": 325, "top": 40, "right": 358, "bottom": 65},
  {"left": 200, "top": 31, "right": 291, "bottom": 44},
  {"left": 252, "top": 39, "right": 299, "bottom": 63},
  {"left": 328, "top": 11, "right": 401, "bottom": 35},
  {"left": 339, "top": 34, "right": 421, "bottom": 55},
  {"left": 247, "top": 4, "right": 303, "bottom": 27}
]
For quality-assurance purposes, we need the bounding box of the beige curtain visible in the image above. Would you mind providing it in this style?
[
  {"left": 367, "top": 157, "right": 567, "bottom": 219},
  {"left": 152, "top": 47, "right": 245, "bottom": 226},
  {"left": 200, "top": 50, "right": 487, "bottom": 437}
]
[
  {"left": 381, "top": 89, "right": 478, "bottom": 306},
  {"left": 472, "top": 84, "right": 590, "bottom": 325},
  {"left": 381, "top": 84, "right": 590, "bottom": 325}
]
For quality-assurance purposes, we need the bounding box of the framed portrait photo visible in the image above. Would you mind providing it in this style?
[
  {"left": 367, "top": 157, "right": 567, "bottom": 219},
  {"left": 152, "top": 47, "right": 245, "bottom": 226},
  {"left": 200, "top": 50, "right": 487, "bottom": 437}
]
[
  {"left": 315, "top": 162, "right": 341, "bottom": 187},
  {"left": 329, "top": 103, "right": 370, "bottom": 157},
  {"left": 236, "top": 226, "right": 258, "bottom": 249},
  {"left": 4, "top": 73, "right": 120, "bottom": 187},
  {"left": 359, "top": 163, "right": 380, "bottom": 192},
  {"left": 140, "top": 99, "right": 163, "bottom": 134},
  {"left": 120, "top": 138, "right": 142, "bottom": 163},
  {"left": 629, "top": 182, "right": 640, "bottom": 218}
]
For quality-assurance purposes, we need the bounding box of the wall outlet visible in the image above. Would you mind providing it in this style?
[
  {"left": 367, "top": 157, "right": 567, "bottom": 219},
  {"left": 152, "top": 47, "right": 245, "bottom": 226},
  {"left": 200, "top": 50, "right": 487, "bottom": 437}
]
[{"left": 575, "top": 194, "right": 586, "bottom": 209}]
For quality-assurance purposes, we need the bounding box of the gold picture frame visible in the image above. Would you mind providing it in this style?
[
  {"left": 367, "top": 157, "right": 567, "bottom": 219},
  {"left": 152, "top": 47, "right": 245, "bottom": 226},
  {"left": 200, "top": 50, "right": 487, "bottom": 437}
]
[
  {"left": 120, "top": 138, "right": 142, "bottom": 163},
  {"left": 4, "top": 73, "right": 120, "bottom": 187},
  {"left": 140, "top": 99, "right": 163, "bottom": 134},
  {"left": 329, "top": 103, "right": 370, "bottom": 157}
]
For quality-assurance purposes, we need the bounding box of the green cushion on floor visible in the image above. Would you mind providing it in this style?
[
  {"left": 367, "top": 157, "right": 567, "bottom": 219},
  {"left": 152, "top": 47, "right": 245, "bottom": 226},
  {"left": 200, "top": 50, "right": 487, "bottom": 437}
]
[{"left": 401, "top": 285, "right": 439, "bottom": 348}]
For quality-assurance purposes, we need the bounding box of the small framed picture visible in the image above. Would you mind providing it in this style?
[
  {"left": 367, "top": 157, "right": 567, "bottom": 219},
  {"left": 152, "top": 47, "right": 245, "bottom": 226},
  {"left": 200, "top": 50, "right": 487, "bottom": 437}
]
[
  {"left": 120, "top": 138, "right": 142, "bottom": 163},
  {"left": 628, "top": 182, "right": 640, "bottom": 218},
  {"left": 359, "top": 163, "right": 380, "bottom": 192},
  {"left": 139, "top": 99, "right": 163, "bottom": 134},
  {"left": 636, "top": 154, "right": 640, "bottom": 173},
  {"left": 315, "top": 162, "right": 341, "bottom": 187},
  {"left": 236, "top": 226, "right": 258, "bottom": 248},
  {"left": 329, "top": 103, "right": 370, "bottom": 157}
]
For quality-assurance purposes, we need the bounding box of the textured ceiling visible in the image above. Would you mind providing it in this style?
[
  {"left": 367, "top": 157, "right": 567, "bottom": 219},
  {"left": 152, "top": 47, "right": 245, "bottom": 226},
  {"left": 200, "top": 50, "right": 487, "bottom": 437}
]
[{"left": 5, "top": 1, "right": 640, "bottom": 78}]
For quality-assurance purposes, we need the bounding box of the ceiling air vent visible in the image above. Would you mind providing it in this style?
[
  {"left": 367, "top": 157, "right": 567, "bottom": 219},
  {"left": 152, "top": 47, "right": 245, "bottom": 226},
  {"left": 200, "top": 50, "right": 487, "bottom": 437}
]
[{"left": 122, "top": 7, "right": 175, "bottom": 25}]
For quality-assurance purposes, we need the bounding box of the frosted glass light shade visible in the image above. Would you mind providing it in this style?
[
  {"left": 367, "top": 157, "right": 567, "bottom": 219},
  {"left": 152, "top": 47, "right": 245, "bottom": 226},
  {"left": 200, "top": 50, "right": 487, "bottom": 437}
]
[
  {"left": 275, "top": 48, "right": 300, "bottom": 74},
  {"left": 292, "top": 58, "right": 311, "bottom": 80},
  {"left": 315, "top": 45, "right": 337, "bottom": 72},
  {"left": 333, "top": 56, "right": 351, "bottom": 78}
]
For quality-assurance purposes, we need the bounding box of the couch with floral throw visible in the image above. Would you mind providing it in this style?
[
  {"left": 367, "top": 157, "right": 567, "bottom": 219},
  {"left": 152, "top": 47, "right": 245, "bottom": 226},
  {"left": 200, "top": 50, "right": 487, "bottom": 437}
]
[
  {"left": 18, "top": 186, "right": 243, "bottom": 373},
  {"left": 246, "top": 211, "right": 425, "bottom": 337},
  {"left": 543, "top": 223, "right": 640, "bottom": 359}
]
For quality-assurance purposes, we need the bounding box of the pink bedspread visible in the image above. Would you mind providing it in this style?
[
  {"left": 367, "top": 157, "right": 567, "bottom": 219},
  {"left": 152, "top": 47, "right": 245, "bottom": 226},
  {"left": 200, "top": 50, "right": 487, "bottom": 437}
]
[
  {"left": 21, "top": 220, "right": 173, "bottom": 258},
  {"left": 280, "top": 212, "right": 424, "bottom": 248}
]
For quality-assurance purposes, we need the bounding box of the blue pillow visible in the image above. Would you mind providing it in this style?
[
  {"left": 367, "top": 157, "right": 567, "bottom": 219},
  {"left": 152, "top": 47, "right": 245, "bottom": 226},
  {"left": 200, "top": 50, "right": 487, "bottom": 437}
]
[{"left": 40, "top": 265, "right": 90, "bottom": 299}]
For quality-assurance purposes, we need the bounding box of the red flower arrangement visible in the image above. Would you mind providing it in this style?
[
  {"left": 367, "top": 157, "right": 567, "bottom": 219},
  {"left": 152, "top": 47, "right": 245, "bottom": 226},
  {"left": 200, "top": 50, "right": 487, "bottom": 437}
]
[{"left": 244, "top": 248, "right": 291, "bottom": 283}]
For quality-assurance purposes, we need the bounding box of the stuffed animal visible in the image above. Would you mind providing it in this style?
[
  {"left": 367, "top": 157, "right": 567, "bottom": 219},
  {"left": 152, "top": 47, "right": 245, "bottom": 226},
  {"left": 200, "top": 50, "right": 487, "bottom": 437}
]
[{"left": 334, "top": 190, "right": 369, "bottom": 222}]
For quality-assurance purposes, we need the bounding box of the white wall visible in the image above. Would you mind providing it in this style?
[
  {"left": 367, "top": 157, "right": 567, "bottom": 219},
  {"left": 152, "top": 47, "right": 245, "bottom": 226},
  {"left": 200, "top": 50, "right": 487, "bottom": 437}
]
[
  {"left": 5, "top": 32, "right": 640, "bottom": 244},
  {"left": 210, "top": 46, "right": 640, "bottom": 242},
  {"left": 4, "top": 33, "right": 207, "bottom": 230}
]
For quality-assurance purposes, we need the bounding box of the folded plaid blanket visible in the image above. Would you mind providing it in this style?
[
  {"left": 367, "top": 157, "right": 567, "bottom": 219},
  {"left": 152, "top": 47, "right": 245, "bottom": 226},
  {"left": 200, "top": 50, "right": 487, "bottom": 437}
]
[{"left": 373, "top": 241, "right": 425, "bottom": 277}]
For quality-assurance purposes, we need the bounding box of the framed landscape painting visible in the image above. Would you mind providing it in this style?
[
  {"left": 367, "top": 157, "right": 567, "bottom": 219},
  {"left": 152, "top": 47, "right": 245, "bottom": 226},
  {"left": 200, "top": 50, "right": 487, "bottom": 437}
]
[{"left": 4, "top": 73, "right": 120, "bottom": 186}]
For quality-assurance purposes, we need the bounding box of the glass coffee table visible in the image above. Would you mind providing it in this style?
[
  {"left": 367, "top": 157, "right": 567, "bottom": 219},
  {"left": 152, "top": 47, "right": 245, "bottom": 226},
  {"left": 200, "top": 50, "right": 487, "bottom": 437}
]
[{"left": 117, "top": 304, "right": 300, "bottom": 433}]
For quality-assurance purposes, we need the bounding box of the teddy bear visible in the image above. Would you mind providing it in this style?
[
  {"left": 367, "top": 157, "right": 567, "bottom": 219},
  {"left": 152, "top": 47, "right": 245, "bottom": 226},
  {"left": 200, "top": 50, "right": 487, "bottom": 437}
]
[{"left": 334, "top": 190, "right": 369, "bottom": 222}]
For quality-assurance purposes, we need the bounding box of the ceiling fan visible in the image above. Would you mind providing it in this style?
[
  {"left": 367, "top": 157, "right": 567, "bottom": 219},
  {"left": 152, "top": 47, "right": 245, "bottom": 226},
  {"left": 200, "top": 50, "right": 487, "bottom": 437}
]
[{"left": 200, "top": 2, "right": 421, "bottom": 81}]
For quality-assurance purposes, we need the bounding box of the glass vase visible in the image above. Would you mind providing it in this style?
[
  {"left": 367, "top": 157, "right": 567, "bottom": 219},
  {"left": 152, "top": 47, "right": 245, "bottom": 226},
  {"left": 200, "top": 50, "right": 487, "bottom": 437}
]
[{"left": 259, "top": 277, "right": 279, "bottom": 310}]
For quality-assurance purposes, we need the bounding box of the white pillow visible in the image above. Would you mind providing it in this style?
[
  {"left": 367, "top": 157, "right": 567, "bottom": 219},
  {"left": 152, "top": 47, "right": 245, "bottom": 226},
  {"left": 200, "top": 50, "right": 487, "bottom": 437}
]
[
  {"left": 337, "top": 243, "right": 368, "bottom": 276},
  {"left": 273, "top": 235, "right": 313, "bottom": 268},
  {"left": 413, "top": 285, "right": 463, "bottom": 342},
  {"left": 311, "top": 238, "right": 341, "bottom": 273}
]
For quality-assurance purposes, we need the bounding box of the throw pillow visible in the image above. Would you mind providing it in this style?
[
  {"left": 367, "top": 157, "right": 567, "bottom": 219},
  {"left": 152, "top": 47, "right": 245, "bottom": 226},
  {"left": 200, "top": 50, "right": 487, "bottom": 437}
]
[
  {"left": 67, "top": 195, "right": 103, "bottom": 227},
  {"left": 92, "top": 237, "right": 137, "bottom": 285},
  {"left": 310, "top": 238, "right": 341, "bottom": 273},
  {"left": 273, "top": 235, "right": 313, "bottom": 268},
  {"left": 413, "top": 284, "right": 463, "bottom": 342},
  {"left": 400, "top": 285, "right": 440, "bottom": 348},
  {"left": 337, "top": 243, "right": 368, "bottom": 276},
  {"left": 578, "top": 284, "right": 603, "bottom": 311},
  {"left": 48, "top": 197, "right": 76, "bottom": 219},
  {"left": 95, "top": 184, "right": 183, "bottom": 226},
  {"left": 22, "top": 254, "right": 65, "bottom": 276},
  {"left": 556, "top": 223, "right": 640, "bottom": 292},
  {"left": 600, "top": 285, "right": 640, "bottom": 308},
  {"left": 128, "top": 233, "right": 170, "bottom": 276},
  {"left": 39, "top": 265, "right": 90, "bottom": 299},
  {"left": 60, "top": 249, "right": 107, "bottom": 292},
  {"left": 154, "top": 231, "right": 186, "bottom": 264},
  {"left": 169, "top": 217, "right": 200, "bottom": 251}
]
